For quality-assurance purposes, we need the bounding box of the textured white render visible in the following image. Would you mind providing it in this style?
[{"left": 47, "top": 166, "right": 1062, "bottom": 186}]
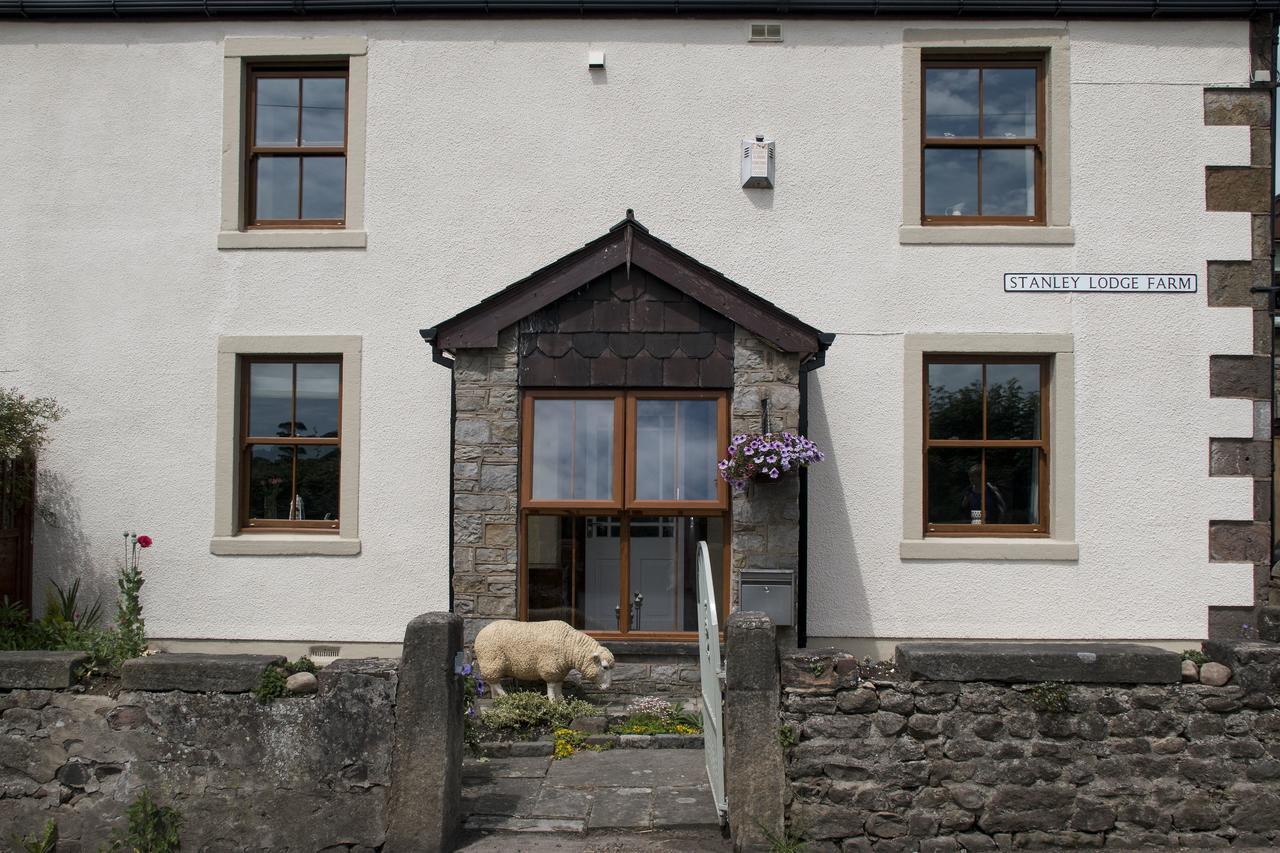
[{"left": 0, "top": 17, "right": 1257, "bottom": 643}]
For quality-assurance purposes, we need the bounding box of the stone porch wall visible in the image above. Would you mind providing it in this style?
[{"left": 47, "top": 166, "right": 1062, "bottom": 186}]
[
  {"left": 778, "top": 642, "right": 1280, "bottom": 852},
  {"left": 730, "top": 328, "right": 803, "bottom": 617},
  {"left": 0, "top": 659, "right": 398, "bottom": 850},
  {"left": 452, "top": 326, "right": 520, "bottom": 622}
]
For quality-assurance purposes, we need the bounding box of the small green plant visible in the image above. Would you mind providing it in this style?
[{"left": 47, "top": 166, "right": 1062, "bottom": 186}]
[
  {"left": 254, "top": 657, "right": 317, "bottom": 702},
  {"left": 760, "top": 820, "right": 808, "bottom": 853},
  {"left": 778, "top": 723, "right": 798, "bottom": 749},
  {"left": 113, "top": 532, "right": 150, "bottom": 664},
  {"left": 106, "top": 788, "right": 182, "bottom": 852},
  {"left": 1181, "top": 649, "right": 1208, "bottom": 666},
  {"left": 469, "top": 691, "right": 598, "bottom": 742},
  {"left": 254, "top": 666, "right": 288, "bottom": 703},
  {"left": 1027, "top": 681, "right": 1071, "bottom": 713},
  {"left": 46, "top": 578, "right": 103, "bottom": 633},
  {"left": 610, "top": 698, "right": 703, "bottom": 736},
  {"left": 285, "top": 656, "right": 318, "bottom": 675},
  {"left": 12, "top": 819, "right": 57, "bottom": 853},
  {"left": 552, "top": 727, "right": 587, "bottom": 759},
  {"left": 808, "top": 660, "right": 826, "bottom": 677}
]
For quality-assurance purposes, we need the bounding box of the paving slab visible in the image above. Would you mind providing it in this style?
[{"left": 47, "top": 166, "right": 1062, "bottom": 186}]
[
  {"left": 465, "top": 756, "right": 553, "bottom": 782},
  {"left": 531, "top": 786, "right": 597, "bottom": 819},
  {"left": 895, "top": 642, "right": 1181, "bottom": 684},
  {"left": 586, "top": 787, "right": 653, "bottom": 829},
  {"left": 462, "top": 777, "right": 543, "bottom": 817},
  {"left": 651, "top": 786, "right": 718, "bottom": 828},
  {"left": 463, "top": 816, "right": 586, "bottom": 833},
  {"left": 0, "top": 651, "right": 88, "bottom": 689},
  {"left": 120, "top": 653, "right": 285, "bottom": 693},
  {"left": 463, "top": 749, "right": 718, "bottom": 835},
  {"left": 546, "top": 747, "right": 709, "bottom": 788},
  {"left": 456, "top": 828, "right": 732, "bottom": 851}
]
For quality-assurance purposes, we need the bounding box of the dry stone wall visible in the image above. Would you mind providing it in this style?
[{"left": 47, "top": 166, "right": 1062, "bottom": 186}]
[
  {"left": 779, "top": 642, "right": 1280, "bottom": 852},
  {"left": 0, "top": 659, "right": 397, "bottom": 851}
]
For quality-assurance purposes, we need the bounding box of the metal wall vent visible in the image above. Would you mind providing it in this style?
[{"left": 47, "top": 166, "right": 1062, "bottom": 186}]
[
  {"left": 750, "top": 23, "right": 782, "bottom": 43},
  {"left": 308, "top": 645, "right": 341, "bottom": 663}
]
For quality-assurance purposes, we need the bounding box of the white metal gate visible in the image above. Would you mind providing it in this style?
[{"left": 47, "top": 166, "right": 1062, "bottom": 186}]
[{"left": 696, "top": 540, "right": 727, "bottom": 823}]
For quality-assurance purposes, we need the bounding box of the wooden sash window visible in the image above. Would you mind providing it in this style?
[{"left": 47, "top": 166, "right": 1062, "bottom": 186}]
[
  {"left": 239, "top": 356, "right": 342, "bottom": 532},
  {"left": 922, "top": 57, "right": 1045, "bottom": 224},
  {"left": 519, "top": 389, "right": 729, "bottom": 639},
  {"left": 923, "top": 355, "right": 1049, "bottom": 536},
  {"left": 245, "top": 64, "right": 349, "bottom": 228}
]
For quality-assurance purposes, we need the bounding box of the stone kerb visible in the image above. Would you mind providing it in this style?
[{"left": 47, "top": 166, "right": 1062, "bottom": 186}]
[
  {"left": 779, "top": 641, "right": 1280, "bottom": 851},
  {"left": 0, "top": 650, "right": 89, "bottom": 689},
  {"left": 387, "top": 611, "right": 464, "bottom": 853},
  {"left": 725, "top": 611, "right": 786, "bottom": 853},
  {"left": 120, "top": 652, "right": 285, "bottom": 693}
]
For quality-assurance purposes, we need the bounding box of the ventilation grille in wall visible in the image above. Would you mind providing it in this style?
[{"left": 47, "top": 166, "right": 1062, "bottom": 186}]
[
  {"left": 308, "top": 645, "right": 341, "bottom": 664},
  {"left": 750, "top": 23, "right": 782, "bottom": 43}
]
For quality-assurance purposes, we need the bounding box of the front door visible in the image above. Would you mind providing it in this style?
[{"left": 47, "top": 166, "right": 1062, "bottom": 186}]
[{"left": 520, "top": 390, "right": 728, "bottom": 639}]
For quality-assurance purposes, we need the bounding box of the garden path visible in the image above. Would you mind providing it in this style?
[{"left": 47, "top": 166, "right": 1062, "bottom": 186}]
[{"left": 459, "top": 748, "right": 724, "bottom": 846}]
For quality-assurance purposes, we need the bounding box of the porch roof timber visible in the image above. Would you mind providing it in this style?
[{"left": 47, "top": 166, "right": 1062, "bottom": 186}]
[{"left": 423, "top": 211, "right": 829, "bottom": 358}]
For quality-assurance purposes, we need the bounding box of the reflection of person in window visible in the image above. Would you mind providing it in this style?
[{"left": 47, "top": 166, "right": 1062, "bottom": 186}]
[{"left": 962, "top": 464, "right": 1005, "bottom": 523}]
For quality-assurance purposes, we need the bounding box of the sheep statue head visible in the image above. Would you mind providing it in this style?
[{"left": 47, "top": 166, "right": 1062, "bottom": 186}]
[{"left": 474, "top": 619, "right": 616, "bottom": 702}]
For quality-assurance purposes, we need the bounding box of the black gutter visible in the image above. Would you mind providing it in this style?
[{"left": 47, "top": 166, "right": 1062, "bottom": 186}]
[
  {"left": 3, "top": 0, "right": 1277, "bottom": 17},
  {"left": 420, "top": 327, "right": 457, "bottom": 612},
  {"left": 797, "top": 331, "right": 835, "bottom": 649}
]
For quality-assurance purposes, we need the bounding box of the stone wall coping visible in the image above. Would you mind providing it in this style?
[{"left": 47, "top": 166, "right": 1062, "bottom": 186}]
[
  {"left": 0, "top": 650, "right": 90, "bottom": 690},
  {"left": 895, "top": 641, "right": 1181, "bottom": 684},
  {"left": 120, "top": 652, "right": 286, "bottom": 693}
]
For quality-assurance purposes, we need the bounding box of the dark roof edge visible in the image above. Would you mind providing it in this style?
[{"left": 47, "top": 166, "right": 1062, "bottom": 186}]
[{"left": 3, "top": 0, "right": 1276, "bottom": 19}]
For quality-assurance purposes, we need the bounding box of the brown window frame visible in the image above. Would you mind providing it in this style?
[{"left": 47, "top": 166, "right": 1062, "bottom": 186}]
[
  {"left": 239, "top": 355, "right": 343, "bottom": 533},
  {"left": 921, "top": 56, "right": 1046, "bottom": 226},
  {"left": 518, "top": 388, "right": 730, "bottom": 641},
  {"left": 244, "top": 63, "right": 349, "bottom": 230},
  {"left": 922, "top": 354, "right": 1050, "bottom": 537}
]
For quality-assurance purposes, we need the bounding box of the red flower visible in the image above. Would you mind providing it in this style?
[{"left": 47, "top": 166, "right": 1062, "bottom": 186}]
[{"left": 136, "top": 535, "right": 153, "bottom": 548}]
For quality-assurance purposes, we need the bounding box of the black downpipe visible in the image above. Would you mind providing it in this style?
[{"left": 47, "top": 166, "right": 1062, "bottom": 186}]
[
  {"left": 797, "top": 332, "right": 836, "bottom": 649},
  {"left": 420, "top": 328, "right": 457, "bottom": 610}
]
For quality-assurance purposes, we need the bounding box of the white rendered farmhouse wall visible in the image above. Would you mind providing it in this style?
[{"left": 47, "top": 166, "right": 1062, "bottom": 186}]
[{"left": 0, "top": 17, "right": 1261, "bottom": 649}]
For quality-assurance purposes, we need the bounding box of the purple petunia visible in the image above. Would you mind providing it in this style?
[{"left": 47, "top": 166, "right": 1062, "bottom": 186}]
[{"left": 718, "top": 430, "right": 825, "bottom": 492}]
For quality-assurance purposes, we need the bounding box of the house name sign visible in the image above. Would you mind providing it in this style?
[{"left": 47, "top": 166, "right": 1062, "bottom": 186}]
[{"left": 1004, "top": 273, "right": 1198, "bottom": 293}]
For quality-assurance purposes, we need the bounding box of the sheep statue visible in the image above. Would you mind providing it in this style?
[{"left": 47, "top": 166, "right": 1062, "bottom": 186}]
[{"left": 474, "top": 619, "right": 615, "bottom": 701}]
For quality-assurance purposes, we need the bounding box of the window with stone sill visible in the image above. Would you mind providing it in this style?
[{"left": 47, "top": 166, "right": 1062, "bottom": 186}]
[
  {"left": 219, "top": 38, "right": 368, "bottom": 249},
  {"left": 923, "top": 355, "right": 1049, "bottom": 537},
  {"left": 519, "top": 389, "right": 729, "bottom": 638},
  {"left": 921, "top": 57, "right": 1045, "bottom": 225}
]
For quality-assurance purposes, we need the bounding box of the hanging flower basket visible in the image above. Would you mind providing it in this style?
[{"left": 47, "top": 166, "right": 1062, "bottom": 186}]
[{"left": 718, "top": 431, "right": 825, "bottom": 493}]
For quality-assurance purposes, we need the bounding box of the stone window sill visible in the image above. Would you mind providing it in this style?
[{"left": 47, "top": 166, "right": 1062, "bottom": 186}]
[
  {"left": 210, "top": 535, "right": 362, "bottom": 556},
  {"left": 899, "top": 225, "right": 1075, "bottom": 246},
  {"left": 217, "top": 230, "right": 368, "bottom": 250},
  {"left": 899, "top": 538, "right": 1079, "bottom": 561}
]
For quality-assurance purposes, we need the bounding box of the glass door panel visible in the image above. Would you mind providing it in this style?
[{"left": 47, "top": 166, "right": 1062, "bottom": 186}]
[
  {"left": 627, "top": 516, "right": 724, "bottom": 633},
  {"left": 526, "top": 515, "right": 621, "bottom": 630}
]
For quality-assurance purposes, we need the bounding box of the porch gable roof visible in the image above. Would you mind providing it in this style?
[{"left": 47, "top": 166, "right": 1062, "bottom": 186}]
[{"left": 422, "top": 211, "right": 828, "bottom": 358}]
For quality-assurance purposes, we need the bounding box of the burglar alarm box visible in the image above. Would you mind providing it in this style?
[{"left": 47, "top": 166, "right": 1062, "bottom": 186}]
[{"left": 741, "top": 134, "right": 775, "bottom": 188}]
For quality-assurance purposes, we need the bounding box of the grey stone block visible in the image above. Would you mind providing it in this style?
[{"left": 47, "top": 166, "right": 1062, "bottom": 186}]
[
  {"left": 894, "top": 642, "right": 1180, "bottom": 684},
  {"left": 120, "top": 653, "right": 284, "bottom": 693},
  {"left": 386, "top": 612, "right": 464, "bottom": 853},
  {"left": 0, "top": 651, "right": 89, "bottom": 689},
  {"left": 726, "top": 612, "right": 784, "bottom": 852}
]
